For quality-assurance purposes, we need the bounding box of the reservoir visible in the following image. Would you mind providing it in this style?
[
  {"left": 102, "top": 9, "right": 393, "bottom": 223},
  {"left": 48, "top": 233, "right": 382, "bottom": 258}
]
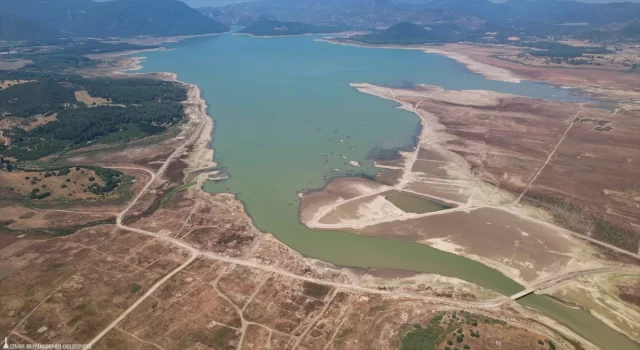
[{"left": 133, "top": 33, "right": 638, "bottom": 349}]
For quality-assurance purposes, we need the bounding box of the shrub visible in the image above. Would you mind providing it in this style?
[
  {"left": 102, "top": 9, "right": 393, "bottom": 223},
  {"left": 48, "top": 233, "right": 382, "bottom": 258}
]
[
  {"left": 546, "top": 340, "right": 556, "bottom": 350},
  {"left": 538, "top": 340, "right": 544, "bottom": 345},
  {"left": 456, "top": 336, "right": 464, "bottom": 343},
  {"left": 89, "top": 176, "right": 95, "bottom": 181},
  {"left": 463, "top": 345, "right": 470, "bottom": 350},
  {"left": 61, "top": 184, "right": 67, "bottom": 188},
  {"left": 447, "top": 340, "right": 453, "bottom": 346}
]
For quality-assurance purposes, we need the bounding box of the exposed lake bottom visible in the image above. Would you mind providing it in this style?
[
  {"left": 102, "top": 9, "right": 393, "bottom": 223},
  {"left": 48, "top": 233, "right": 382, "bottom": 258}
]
[{"left": 134, "top": 33, "right": 638, "bottom": 349}]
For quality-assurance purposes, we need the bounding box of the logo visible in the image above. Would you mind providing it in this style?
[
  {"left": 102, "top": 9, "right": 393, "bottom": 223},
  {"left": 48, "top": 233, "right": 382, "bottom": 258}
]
[{"left": 3, "top": 337, "right": 8, "bottom": 350}]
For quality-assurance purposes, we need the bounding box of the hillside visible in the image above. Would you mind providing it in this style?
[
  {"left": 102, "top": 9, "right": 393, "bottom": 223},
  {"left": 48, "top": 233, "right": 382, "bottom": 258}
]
[
  {"left": 205, "top": 0, "right": 640, "bottom": 43},
  {"left": 0, "top": 13, "right": 54, "bottom": 41},
  {"left": 240, "top": 16, "right": 345, "bottom": 36},
  {"left": 0, "top": 0, "right": 229, "bottom": 38},
  {"left": 350, "top": 22, "right": 463, "bottom": 45}
]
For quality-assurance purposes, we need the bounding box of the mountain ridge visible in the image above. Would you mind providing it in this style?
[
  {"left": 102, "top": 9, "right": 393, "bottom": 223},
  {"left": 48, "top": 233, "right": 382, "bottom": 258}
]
[{"left": 0, "top": 0, "right": 229, "bottom": 40}]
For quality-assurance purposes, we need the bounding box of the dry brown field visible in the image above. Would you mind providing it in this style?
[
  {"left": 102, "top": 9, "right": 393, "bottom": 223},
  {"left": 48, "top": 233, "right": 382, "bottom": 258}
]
[
  {"left": 349, "top": 83, "right": 640, "bottom": 254},
  {"left": 440, "top": 43, "right": 640, "bottom": 93},
  {"left": 0, "top": 167, "right": 110, "bottom": 201}
]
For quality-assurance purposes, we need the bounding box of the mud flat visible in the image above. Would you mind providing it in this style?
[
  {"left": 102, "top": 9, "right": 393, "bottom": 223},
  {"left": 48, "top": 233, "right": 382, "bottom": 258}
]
[
  {"left": 348, "top": 82, "right": 640, "bottom": 256},
  {"left": 126, "top": 34, "right": 640, "bottom": 349}
]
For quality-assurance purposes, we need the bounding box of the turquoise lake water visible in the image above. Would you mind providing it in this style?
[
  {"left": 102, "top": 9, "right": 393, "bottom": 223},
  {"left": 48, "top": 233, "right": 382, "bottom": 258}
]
[{"left": 133, "top": 33, "right": 639, "bottom": 349}]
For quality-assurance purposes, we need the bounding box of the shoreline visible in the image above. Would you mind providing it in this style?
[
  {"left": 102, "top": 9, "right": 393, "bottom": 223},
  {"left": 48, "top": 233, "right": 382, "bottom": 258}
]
[
  {"left": 87, "top": 40, "right": 217, "bottom": 182},
  {"left": 88, "top": 35, "right": 630, "bottom": 349},
  {"left": 318, "top": 38, "right": 523, "bottom": 83},
  {"left": 234, "top": 30, "right": 363, "bottom": 39}
]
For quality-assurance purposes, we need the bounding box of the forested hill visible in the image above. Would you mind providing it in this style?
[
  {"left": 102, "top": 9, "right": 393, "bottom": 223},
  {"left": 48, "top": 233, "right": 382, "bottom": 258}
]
[
  {"left": 203, "top": 0, "right": 640, "bottom": 43},
  {"left": 349, "top": 22, "right": 464, "bottom": 45},
  {"left": 240, "top": 16, "right": 345, "bottom": 36},
  {"left": 0, "top": 0, "right": 229, "bottom": 40},
  {"left": 0, "top": 73, "right": 188, "bottom": 161},
  {"left": 0, "top": 13, "right": 55, "bottom": 41}
]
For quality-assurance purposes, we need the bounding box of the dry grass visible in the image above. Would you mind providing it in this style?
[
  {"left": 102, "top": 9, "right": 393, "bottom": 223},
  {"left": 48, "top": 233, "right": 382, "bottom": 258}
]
[
  {"left": 0, "top": 226, "right": 189, "bottom": 342},
  {"left": 74, "top": 90, "right": 121, "bottom": 107},
  {"left": 0, "top": 114, "right": 58, "bottom": 137},
  {"left": 0, "top": 167, "right": 106, "bottom": 201},
  {"left": 0, "top": 80, "right": 37, "bottom": 90}
]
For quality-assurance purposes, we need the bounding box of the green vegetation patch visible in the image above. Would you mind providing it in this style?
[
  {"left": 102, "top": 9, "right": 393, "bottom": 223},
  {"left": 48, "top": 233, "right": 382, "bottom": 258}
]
[
  {"left": 401, "top": 317, "right": 452, "bottom": 350},
  {"left": 401, "top": 311, "right": 507, "bottom": 350},
  {"left": 0, "top": 73, "right": 188, "bottom": 161},
  {"left": 129, "top": 283, "right": 142, "bottom": 294}
]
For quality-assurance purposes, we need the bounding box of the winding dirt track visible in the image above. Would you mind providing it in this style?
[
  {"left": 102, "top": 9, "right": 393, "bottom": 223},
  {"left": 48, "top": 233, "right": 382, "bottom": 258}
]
[{"left": 80, "top": 85, "right": 640, "bottom": 350}]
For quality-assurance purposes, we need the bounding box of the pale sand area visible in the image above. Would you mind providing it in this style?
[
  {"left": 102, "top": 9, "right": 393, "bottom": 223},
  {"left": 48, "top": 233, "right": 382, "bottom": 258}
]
[
  {"left": 301, "top": 82, "right": 624, "bottom": 287},
  {"left": 356, "top": 207, "right": 610, "bottom": 284},
  {"left": 319, "top": 38, "right": 522, "bottom": 83}
]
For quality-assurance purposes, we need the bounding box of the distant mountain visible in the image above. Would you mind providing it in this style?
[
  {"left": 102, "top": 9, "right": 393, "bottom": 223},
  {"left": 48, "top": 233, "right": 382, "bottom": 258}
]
[
  {"left": 349, "top": 22, "right": 464, "bottom": 44},
  {"left": 203, "top": 0, "right": 640, "bottom": 42},
  {"left": 0, "top": 13, "right": 55, "bottom": 41},
  {"left": 578, "top": 20, "right": 640, "bottom": 42},
  {"left": 199, "top": 0, "right": 452, "bottom": 29},
  {"left": 0, "top": 0, "right": 229, "bottom": 38},
  {"left": 240, "top": 15, "right": 346, "bottom": 36}
]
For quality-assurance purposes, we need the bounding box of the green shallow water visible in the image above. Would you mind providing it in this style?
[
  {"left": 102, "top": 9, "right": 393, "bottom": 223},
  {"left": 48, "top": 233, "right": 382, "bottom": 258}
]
[
  {"left": 520, "top": 295, "right": 640, "bottom": 350},
  {"left": 385, "top": 192, "right": 452, "bottom": 214},
  {"left": 133, "top": 33, "right": 638, "bottom": 349}
]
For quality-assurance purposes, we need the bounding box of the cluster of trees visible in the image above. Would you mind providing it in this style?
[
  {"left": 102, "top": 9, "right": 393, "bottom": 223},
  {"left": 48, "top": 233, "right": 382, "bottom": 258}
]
[
  {"left": 29, "top": 188, "right": 51, "bottom": 200},
  {"left": 0, "top": 157, "right": 14, "bottom": 172},
  {"left": 0, "top": 72, "right": 188, "bottom": 161},
  {"left": 4, "top": 102, "right": 185, "bottom": 160},
  {"left": 87, "top": 167, "right": 123, "bottom": 195},
  {"left": 62, "top": 41, "right": 158, "bottom": 55},
  {"left": 79, "top": 78, "right": 188, "bottom": 105},
  {"left": 0, "top": 78, "right": 76, "bottom": 116}
]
